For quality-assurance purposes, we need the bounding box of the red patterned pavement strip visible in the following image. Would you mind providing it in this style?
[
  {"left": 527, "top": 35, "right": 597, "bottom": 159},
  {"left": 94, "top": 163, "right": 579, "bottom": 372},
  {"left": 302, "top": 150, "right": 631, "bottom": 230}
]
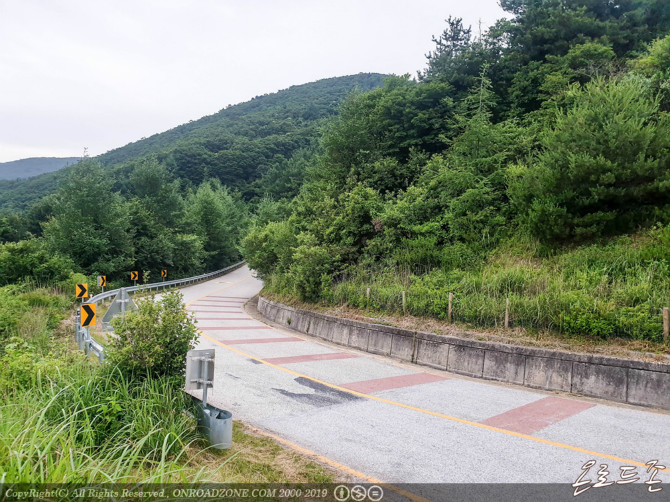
[
  {"left": 217, "top": 337, "right": 303, "bottom": 345},
  {"left": 263, "top": 353, "right": 359, "bottom": 365},
  {"left": 192, "top": 299, "right": 246, "bottom": 303},
  {"left": 196, "top": 317, "right": 255, "bottom": 321},
  {"left": 199, "top": 326, "right": 272, "bottom": 330},
  {"left": 480, "top": 396, "right": 595, "bottom": 435},
  {"left": 341, "top": 373, "right": 447, "bottom": 394},
  {"left": 191, "top": 302, "right": 244, "bottom": 306},
  {"left": 189, "top": 309, "right": 241, "bottom": 311}
]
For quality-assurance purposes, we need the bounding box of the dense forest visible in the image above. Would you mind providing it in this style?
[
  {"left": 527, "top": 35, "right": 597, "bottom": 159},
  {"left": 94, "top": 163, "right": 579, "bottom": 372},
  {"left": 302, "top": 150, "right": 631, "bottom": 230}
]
[
  {"left": 0, "top": 73, "right": 383, "bottom": 289},
  {"left": 243, "top": 0, "right": 670, "bottom": 342},
  {"left": 0, "top": 74, "right": 383, "bottom": 212},
  {"left": 1, "top": 0, "right": 670, "bottom": 345}
]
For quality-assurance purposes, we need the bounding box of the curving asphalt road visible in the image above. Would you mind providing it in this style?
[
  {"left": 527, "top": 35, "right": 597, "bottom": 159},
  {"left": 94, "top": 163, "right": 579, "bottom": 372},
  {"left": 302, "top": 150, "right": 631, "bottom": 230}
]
[{"left": 178, "top": 265, "right": 670, "bottom": 501}]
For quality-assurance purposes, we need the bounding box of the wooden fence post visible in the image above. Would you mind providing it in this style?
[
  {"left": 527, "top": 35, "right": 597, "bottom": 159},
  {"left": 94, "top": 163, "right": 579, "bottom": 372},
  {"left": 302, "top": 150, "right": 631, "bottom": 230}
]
[
  {"left": 505, "top": 297, "right": 510, "bottom": 329},
  {"left": 448, "top": 292, "right": 453, "bottom": 323}
]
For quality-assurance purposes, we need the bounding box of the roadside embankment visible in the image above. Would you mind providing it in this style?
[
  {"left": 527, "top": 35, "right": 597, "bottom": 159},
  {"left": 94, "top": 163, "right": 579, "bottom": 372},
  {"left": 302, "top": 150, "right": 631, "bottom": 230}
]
[{"left": 258, "top": 296, "right": 670, "bottom": 410}]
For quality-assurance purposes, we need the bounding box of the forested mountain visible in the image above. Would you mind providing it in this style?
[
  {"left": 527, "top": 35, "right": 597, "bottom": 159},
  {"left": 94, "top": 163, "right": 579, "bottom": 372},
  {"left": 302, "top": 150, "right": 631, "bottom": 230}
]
[
  {"left": 2, "top": 0, "right": 670, "bottom": 344},
  {"left": 0, "top": 73, "right": 384, "bottom": 211},
  {"left": 99, "top": 73, "right": 384, "bottom": 168},
  {"left": 243, "top": 0, "right": 670, "bottom": 343},
  {"left": 0, "top": 73, "right": 385, "bottom": 288},
  {"left": 0, "top": 157, "right": 80, "bottom": 180}
]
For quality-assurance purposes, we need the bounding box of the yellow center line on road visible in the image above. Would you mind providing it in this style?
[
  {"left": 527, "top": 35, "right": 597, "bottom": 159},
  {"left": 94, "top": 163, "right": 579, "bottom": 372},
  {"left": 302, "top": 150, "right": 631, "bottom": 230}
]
[
  {"left": 183, "top": 274, "right": 432, "bottom": 501},
  {"left": 189, "top": 279, "right": 669, "bottom": 480},
  {"left": 198, "top": 335, "right": 669, "bottom": 473}
]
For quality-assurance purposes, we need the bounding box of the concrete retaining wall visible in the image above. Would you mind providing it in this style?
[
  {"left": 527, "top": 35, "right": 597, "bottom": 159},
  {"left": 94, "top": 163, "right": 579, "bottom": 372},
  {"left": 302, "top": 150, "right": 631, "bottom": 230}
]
[{"left": 257, "top": 297, "right": 670, "bottom": 410}]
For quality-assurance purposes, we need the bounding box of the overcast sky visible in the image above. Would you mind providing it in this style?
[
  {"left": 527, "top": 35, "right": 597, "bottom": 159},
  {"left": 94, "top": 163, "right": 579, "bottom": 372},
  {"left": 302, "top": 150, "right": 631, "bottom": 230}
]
[{"left": 0, "top": 0, "right": 507, "bottom": 163}]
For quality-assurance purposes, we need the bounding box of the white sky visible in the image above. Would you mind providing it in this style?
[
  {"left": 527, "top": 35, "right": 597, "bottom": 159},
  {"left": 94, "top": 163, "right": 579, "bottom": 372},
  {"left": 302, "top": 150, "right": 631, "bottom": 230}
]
[{"left": 0, "top": 0, "right": 507, "bottom": 163}]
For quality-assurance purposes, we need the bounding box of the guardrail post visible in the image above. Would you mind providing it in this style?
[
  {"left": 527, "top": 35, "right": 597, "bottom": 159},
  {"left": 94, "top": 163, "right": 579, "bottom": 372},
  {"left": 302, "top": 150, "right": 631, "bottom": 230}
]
[{"left": 83, "top": 328, "right": 90, "bottom": 355}]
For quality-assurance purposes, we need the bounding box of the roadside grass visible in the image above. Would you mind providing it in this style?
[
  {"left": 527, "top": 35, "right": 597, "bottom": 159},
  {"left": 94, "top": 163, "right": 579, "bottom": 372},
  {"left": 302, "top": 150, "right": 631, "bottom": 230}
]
[
  {"left": 0, "top": 283, "right": 340, "bottom": 485},
  {"left": 262, "top": 228, "right": 670, "bottom": 357},
  {"left": 184, "top": 423, "right": 335, "bottom": 483}
]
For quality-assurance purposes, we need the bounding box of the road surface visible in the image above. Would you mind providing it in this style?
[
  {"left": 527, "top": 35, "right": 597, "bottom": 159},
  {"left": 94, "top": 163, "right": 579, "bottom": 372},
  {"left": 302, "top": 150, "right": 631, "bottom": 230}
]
[{"left": 178, "top": 265, "right": 670, "bottom": 501}]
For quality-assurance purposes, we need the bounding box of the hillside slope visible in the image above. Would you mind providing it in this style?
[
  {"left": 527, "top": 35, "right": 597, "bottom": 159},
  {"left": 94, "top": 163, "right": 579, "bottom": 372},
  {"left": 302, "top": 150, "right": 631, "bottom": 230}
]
[
  {"left": 0, "top": 73, "right": 385, "bottom": 211},
  {"left": 0, "top": 157, "right": 80, "bottom": 180}
]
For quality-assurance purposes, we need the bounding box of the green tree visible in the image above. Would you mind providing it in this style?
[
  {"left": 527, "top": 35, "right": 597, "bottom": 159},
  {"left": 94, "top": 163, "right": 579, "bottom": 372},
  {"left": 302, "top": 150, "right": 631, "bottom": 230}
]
[
  {"left": 41, "top": 160, "right": 133, "bottom": 275},
  {"left": 634, "top": 35, "right": 670, "bottom": 109},
  {"left": 512, "top": 77, "right": 670, "bottom": 241},
  {"left": 185, "top": 180, "right": 247, "bottom": 269}
]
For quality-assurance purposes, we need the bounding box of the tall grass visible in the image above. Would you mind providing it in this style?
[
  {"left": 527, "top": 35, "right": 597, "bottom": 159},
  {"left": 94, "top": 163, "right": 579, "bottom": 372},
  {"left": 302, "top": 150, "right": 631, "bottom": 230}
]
[
  {"left": 0, "top": 362, "right": 210, "bottom": 483},
  {"left": 320, "top": 228, "right": 670, "bottom": 341}
]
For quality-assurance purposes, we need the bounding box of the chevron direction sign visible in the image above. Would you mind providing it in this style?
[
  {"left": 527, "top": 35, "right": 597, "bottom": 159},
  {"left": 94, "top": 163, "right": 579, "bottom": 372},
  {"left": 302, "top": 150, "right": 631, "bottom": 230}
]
[
  {"left": 161, "top": 269, "right": 167, "bottom": 278},
  {"left": 130, "top": 271, "right": 139, "bottom": 281},
  {"left": 81, "top": 303, "right": 96, "bottom": 327},
  {"left": 76, "top": 283, "right": 89, "bottom": 299},
  {"left": 98, "top": 275, "right": 107, "bottom": 287}
]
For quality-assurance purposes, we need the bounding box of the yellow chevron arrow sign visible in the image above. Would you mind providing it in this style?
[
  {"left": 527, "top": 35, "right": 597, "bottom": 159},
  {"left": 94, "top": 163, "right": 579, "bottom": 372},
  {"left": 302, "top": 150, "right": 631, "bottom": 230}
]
[
  {"left": 81, "top": 303, "right": 96, "bottom": 327},
  {"left": 76, "top": 283, "right": 89, "bottom": 299}
]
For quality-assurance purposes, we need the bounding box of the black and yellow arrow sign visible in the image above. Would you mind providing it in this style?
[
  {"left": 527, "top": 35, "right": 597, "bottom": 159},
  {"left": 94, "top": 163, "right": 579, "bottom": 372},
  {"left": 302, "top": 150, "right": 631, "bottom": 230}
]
[
  {"left": 98, "top": 275, "right": 107, "bottom": 287},
  {"left": 76, "top": 283, "right": 89, "bottom": 299},
  {"left": 81, "top": 303, "right": 96, "bottom": 327},
  {"left": 130, "top": 271, "right": 139, "bottom": 281},
  {"left": 161, "top": 269, "right": 167, "bottom": 278}
]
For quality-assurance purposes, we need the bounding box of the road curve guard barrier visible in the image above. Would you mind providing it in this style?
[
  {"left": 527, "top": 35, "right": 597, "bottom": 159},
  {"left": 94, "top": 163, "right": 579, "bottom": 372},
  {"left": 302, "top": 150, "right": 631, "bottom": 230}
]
[{"left": 73, "top": 261, "right": 246, "bottom": 359}]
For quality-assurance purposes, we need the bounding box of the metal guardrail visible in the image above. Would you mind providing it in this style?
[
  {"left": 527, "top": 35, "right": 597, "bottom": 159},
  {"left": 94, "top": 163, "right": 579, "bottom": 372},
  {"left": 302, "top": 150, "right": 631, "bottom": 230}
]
[
  {"left": 75, "top": 320, "right": 106, "bottom": 362},
  {"left": 75, "top": 261, "right": 246, "bottom": 359},
  {"left": 88, "top": 261, "right": 246, "bottom": 304}
]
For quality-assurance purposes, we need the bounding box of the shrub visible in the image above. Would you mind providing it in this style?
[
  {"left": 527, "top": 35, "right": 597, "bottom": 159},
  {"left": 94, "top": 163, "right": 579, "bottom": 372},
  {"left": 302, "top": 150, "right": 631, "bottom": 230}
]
[
  {"left": 0, "top": 239, "right": 75, "bottom": 286},
  {"left": 513, "top": 77, "right": 670, "bottom": 241},
  {"left": 108, "top": 291, "right": 198, "bottom": 379}
]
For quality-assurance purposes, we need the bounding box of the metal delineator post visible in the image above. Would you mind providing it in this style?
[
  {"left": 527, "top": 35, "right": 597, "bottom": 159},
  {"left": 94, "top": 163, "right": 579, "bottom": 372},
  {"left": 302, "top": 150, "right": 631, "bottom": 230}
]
[
  {"left": 200, "top": 355, "right": 211, "bottom": 408},
  {"left": 185, "top": 349, "right": 232, "bottom": 449}
]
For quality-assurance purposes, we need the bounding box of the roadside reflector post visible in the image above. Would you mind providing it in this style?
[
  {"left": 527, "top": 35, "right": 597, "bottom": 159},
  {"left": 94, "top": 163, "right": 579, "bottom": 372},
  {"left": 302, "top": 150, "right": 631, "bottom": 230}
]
[
  {"left": 186, "top": 349, "right": 231, "bottom": 449},
  {"left": 664, "top": 307, "right": 669, "bottom": 342},
  {"left": 448, "top": 292, "right": 453, "bottom": 323},
  {"left": 402, "top": 291, "right": 406, "bottom": 316},
  {"left": 366, "top": 287, "right": 370, "bottom": 302}
]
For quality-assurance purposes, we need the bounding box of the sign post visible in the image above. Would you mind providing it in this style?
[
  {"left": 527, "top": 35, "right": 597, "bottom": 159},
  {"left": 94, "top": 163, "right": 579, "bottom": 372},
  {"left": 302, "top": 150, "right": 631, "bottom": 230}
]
[
  {"left": 161, "top": 269, "right": 167, "bottom": 282},
  {"left": 130, "top": 271, "right": 138, "bottom": 287}
]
